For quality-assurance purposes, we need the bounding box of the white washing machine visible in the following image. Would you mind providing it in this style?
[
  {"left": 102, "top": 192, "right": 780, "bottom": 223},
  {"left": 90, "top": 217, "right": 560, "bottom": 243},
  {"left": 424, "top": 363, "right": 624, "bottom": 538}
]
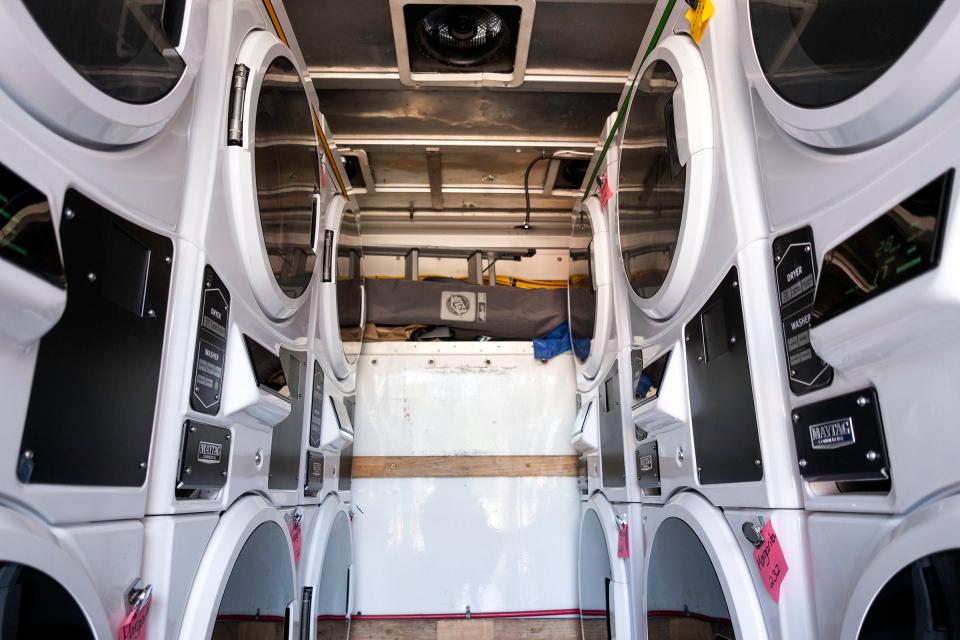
[
  {"left": 299, "top": 494, "right": 354, "bottom": 639},
  {"left": 806, "top": 492, "right": 960, "bottom": 639},
  {"left": 145, "top": 0, "right": 354, "bottom": 515},
  {"left": 606, "top": 0, "right": 799, "bottom": 511},
  {"left": 578, "top": 493, "right": 641, "bottom": 640},
  {"left": 737, "top": 0, "right": 960, "bottom": 515},
  {"left": 0, "top": 504, "right": 147, "bottom": 639},
  {"left": 172, "top": 494, "right": 299, "bottom": 639}
]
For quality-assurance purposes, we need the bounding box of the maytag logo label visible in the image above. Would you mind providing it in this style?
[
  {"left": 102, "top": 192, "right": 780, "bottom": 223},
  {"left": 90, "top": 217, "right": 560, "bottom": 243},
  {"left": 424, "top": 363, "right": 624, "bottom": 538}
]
[
  {"left": 197, "top": 441, "right": 222, "bottom": 463},
  {"left": 809, "top": 417, "right": 855, "bottom": 450}
]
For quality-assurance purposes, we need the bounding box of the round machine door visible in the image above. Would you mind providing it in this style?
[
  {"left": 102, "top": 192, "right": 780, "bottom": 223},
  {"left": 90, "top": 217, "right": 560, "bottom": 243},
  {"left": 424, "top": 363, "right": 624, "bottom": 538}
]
[
  {"left": 311, "top": 508, "right": 353, "bottom": 639},
  {"left": 743, "top": 0, "right": 959, "bottom": 149},
  {"left": 843, "top": 494, "right": 960, "bottom": 639},
  {"left": 318, "top": 195, "right": 364, "bottom": 381},
  {"left": 227, "top": 31, "right": 323, "bottom": 320},
  {"left": 615, "top": 35, "right": 714, "bottom": 321},
  {"left": 0, "top": 508, "right": 109, "bottom": 638},
  {"left": 568, "top": 196, "right": 612, "bottom": 382},
  {"left": 643, "top": 493, "right": 767, "bottom": 640},
  {"left": 179, "top": 496, "right": 297, "bottom": 639},
  {"left": 578, "top": 496, "right": 631, "bottom": 639},
  {"left": 0, "top": 0, "right": 204, "bottom": 146}
]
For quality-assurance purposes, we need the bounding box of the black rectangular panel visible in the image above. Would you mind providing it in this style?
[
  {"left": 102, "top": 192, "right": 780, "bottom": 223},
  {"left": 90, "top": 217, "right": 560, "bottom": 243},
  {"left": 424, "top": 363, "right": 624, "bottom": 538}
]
[
  {"left": 268, "top": 348, "right": 307, "bottom": 491},
  {"left": 792, "top": 388, "right": 890, "bottom": 483},
  {"left": 190, "top": 266, "right": 230, "bottom": 414},
  {"left": 309, "top": 361, "right": 325, "bottom": 448},
  {"left": 338, "top": 444, "right": 353, "bottom": 493},
  {"left": 685, "top": 267, "right": 763, "bottom": 485},
  {"left": 772, "top": 227, "right": 833, "bottom": 395},
  {"left": 813, "top": 170, "right": 953, "bottom": 325},
  {"left": 244, "top": 335, "right": 289, "bottom": 397},
  {"left": 177, "top": 421, "right": 231, "bottom": 490},
  {"left": 19, "top": 189, "right": 172, "bottom": 486},
  {"left": 304, "top": 450, "right": 324, "bottom": 496},
  {"left": 0, "top": 161, "right": 64, "bottom": 287},
  {"left": 599, "top": 361, "right": 626, "bottom": 489},
  {"left": 635, "top": 440, "right": 660, "bottom": 489}
]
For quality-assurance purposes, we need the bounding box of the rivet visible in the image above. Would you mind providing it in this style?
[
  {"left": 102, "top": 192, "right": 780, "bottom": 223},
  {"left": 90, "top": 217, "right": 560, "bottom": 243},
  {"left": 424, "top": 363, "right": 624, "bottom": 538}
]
[
  {"left": 87, "top": 272, "right": 97, "bottom": 282},
  {"left": 804, "top": 246, "right": 811, "bottom": 253},
  {"left": 697, "top": 355, "right": 704, "bottom": 362},
  {"left": 790, "top": 369, "right": 797, "bottom": 376},
  {"left": 139, "top": 461, "right": 147, "bottom": 469},
  {"left": 64, "top": 208, "right": 75, "bottom": 220},
  {"left": 729, "top": 336, "right": 737, "bottom": 344},
  {"left": 774, "top": 255, "right": 781, "bottom": 262},
  {"left": 732, "top": 281, "right": 738, "bottom": 288},
  {"left": 792, "top": 412, "right": 800, "bottom": 423},
  {"left": 856, "top": 396, "right": 868, "bottom": 407},
  {"left": 164, "top": 256, "right": 172, "bottom": 264},
  {"left": 185, "top": 467, "right": 192, "bottom": 475},
  {"left": 22, "top": 449, "right": 34, "bottom": 460},
  {"left": 221, "top": 471, "right": 227, "bottom": 477},
  {"left": 190, "top": 425, "right": 197, "bottom": 432},
  {"left": 798, "top": 459, "right": 807, "bottom": 468},
  {"left": 865, "top": 450, "right": 879, "bottom": 462},
  {"left": 754, "top": 459, "right": 762, "bottom": 466},
  {"left": 225, "top": 434, "right": 231, "bottom": 440},
  {"left": 147, "top": 309, "right": 156, "bottom": 318},
  {"left": 685, "top": 334, "right": 690, "bottom": 342}
]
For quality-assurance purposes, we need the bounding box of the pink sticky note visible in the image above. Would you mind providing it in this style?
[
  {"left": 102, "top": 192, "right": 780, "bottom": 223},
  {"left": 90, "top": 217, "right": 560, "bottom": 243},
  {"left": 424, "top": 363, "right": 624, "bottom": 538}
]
[
  {"left": 117, "top": 592, "right": 151, "bottom": 640},
  {"left": 289, "top": 519, "right": 302, "bottom": 564},
  {"left": 599, "top": 174, "right": 613, "bottom": 208},
  {"left": 753, "top": 521, "right": 788, "bottom": 603},
  {"left": 617, "top": 523, "right": 629, "bottom": 559}
]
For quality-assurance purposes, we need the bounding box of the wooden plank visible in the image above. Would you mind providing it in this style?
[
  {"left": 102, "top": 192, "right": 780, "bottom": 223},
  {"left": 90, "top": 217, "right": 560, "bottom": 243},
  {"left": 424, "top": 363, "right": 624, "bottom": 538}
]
[
  {"left": 349, "top": 619, "right": 581, "bottom": 640},
  {"left": 352, "top": 455, "right": 580, "bottom": 478}
]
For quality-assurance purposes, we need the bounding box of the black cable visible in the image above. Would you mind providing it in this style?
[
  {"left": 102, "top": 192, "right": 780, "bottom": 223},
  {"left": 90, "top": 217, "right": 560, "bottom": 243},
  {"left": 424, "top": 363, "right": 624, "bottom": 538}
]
[{"left": 516, "top": 152, "right": 551, "bottom": 230}]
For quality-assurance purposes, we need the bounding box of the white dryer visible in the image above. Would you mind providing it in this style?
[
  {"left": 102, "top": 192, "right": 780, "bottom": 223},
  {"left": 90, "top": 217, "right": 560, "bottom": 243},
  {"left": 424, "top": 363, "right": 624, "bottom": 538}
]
[
  {"left": 806, "top": 492, "right": 960, "bottom": 639},
  {"left": 176, "top": 494, "right": 299, "bottom": 639},
  {"left": 738, "top": 0, "right": 960, "bottom": 515},
  {"left": 578, "top": 494, "right": 641, "bottom": 640},
  {"left": 299, "top": 494, "right": 354, "bottom": 639},
  {"left": 0, "top": 504, "right": 147, "bottom": 639},
  {"left": 609, "top": 0, "right": 799, "bottom": 511}
]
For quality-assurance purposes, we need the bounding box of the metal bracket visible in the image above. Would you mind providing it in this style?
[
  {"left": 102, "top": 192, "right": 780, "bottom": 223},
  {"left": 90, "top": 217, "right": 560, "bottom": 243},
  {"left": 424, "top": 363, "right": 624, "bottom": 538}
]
[{"left": 125, "top": 578, "right": 153, "bottom": 613}]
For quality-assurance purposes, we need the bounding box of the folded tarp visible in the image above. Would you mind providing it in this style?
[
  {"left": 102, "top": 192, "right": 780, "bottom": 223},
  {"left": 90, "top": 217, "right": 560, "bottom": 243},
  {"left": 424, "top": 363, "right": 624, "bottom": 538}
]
[{"left": 364, "top": 278, "right": 572, "bottom": 340}]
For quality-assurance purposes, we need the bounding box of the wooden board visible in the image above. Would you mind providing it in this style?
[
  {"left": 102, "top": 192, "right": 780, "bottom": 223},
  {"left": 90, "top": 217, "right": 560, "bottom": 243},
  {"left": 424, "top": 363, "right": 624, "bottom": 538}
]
[
  {"left": 349, "top": 618, "right": 581, "bottom": 640},
  {"left": 352, "top": 455, "right": 580, "bottom": 478}
]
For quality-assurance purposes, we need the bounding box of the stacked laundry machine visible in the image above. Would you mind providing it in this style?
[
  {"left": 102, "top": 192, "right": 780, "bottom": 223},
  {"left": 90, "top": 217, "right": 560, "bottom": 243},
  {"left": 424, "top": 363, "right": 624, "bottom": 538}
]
[
  {"left": 0, "top": 0, "right": 359, "bottom": 638},
  {"left": 739, "top": 0, "right": 960, "bottom": 637}
]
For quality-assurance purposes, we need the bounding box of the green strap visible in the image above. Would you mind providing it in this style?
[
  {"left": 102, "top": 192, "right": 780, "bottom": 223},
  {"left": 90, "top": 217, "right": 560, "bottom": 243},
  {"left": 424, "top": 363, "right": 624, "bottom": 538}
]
[{"left": 582, "top": 0, "right": 678, "bottom": 200}]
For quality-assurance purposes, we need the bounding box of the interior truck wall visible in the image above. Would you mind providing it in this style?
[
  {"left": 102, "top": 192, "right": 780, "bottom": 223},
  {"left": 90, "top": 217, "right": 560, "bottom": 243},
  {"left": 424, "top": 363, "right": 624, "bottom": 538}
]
[
  {"left": 363, "top": 248, "right": 570, "bottom": 281},
  {"left": 350, "top": 342, "right": 579, "bottom": 615}
]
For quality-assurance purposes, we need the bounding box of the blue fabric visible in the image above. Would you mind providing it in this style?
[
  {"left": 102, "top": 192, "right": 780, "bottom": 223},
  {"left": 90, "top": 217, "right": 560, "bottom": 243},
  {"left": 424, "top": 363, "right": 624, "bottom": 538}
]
[{"left": 533, "top": 321, "right": 590, "bottom": 361}]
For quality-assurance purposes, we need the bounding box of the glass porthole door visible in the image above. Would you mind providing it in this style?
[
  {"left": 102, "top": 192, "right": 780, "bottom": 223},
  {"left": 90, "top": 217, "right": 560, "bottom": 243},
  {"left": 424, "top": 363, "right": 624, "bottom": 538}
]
[
  {"left": 568, "top": 196, "right": 612, "bottom": 382},
  {"left": 0, "top": 0, "right": 205, "bottom": 145},
  {"left": 743, "top": 0, "right": 959, "bottom": 148},
  {"left": 615, "top": 35, "right": 714, "bottom": 320},
  {"left": 318, "top": 195, "right": 364, "bottom": 381},
  {"left": 227, "top": 30, "right": 323, "bottom": 320}
]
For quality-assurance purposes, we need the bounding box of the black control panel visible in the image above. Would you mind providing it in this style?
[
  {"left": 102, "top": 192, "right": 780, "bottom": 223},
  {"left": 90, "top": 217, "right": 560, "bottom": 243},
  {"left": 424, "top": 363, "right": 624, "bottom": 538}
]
[
  {"left": 792, "top": 388, "right": 890, "bottom": 484},
  {"left": 20, "top": 190, "right": 172, "bottom": 486},
  {"left": 309, "top": 361, "right": 325, "bottom": 448},
  {"left": 685, "top": 267, "right": 763, "bottom": 485},
  {"left": 304, "top": 450, "right": 324, "bottom": 496},
  {"left": 772, "top": 227, "right": 833, "bottom": 395},
  {"left": 635, "top": 440, "right": 660, "bottom": 489},
  {"left": 177, "top": 421, "right": 231, "bottom": 490},
  {"left": 190, "top": 266, "right": 230, "bottom": 414},
  {"left": 813, "top": 170, "right": 953, "bottom": 325},
  {"left": 0, "top": 161, "right": 64, "bottom": 287}
]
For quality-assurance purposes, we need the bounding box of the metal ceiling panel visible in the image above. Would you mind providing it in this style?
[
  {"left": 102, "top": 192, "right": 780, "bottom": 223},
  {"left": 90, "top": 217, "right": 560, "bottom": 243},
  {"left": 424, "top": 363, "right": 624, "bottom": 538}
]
[{"left": 285, "top": 0, "right": 399, "bottom": 69}]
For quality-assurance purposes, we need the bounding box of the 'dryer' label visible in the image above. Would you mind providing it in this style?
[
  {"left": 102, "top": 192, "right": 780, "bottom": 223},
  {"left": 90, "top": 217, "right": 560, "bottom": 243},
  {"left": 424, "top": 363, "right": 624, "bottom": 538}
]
[
  {"left": 198, "top": 441, "right": 222, "bottom": 463},
  {"left": 809, "top": 417, "right": 855, "bottom": 450}
]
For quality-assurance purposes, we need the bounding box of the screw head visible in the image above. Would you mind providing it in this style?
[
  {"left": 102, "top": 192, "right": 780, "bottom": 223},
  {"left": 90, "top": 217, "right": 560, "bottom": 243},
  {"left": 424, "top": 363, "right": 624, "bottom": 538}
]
[
  {"left": 865, "top": 450, "right": 879, "bottom": 462},
  {"left": 255, "top": 450, "right": 263, "bottom": 466},
  {"left": 856, "top": 396, "right": 869, "bottom": 407},
  {"left": 790, "top": 369, "right": 797, "bottom": 376},
  {"left": 729, "top": 336, "right": 737, "bottom": 345},
  {"left": 774, "top": 255, "right": 781, "bottom": 262},
  {"left": 221, "top": 471, "right": 227, "bottom": 477},
  {"left": 428, "top": 359, "right": 435, "bottom": 365},
  {"left": 754, "top": 459, "right": 762, "bottom": 466},
  {"left": 804, "top": 246, "right": 811, "bottom": 253},
  {"left": 732, "top": 280, "right": 739, "bottom": 288},
  {"left": 87, "top": 272, "right": 97, "bottom": 282},
  {"left": 225, "top": 434, "right": 231, "bottom": 440},
  {"left": 64, "top": 208, "right": 75, "bottom": 220},
  {"left": 164, "top": 256, "right": 172, "bottom": 264},
  {"left": 147, "top": 309, "right": 156, "bottom": 318},
  {"left": 371, "top": 359, "right": 378, "bottom": 365},
  {"left": 792, "top": 412, "right": 800, "bottom": 423},
  {"left": 139, "top": 461, "right": 147, "bottom": 469},
  {"left": 798, "top": 459, "right": 807, "bottom": 468},
  {"left": 484, "top": 359, "right": 491, "bottom": 365},
  {"left": 697, "top": 355, "right": 704, "bottom": 363},
  {"left": 22, "top": 450, "right": 34, "bottom": 460},
  {"left": 190, "top": 425, "right": 197, "bottom": 432},
  {"left": 185, "top": 467, "right": 192, "bottom": 475},
  {"left": 676, "top": 446, "right": 685, "bottom": 464}
]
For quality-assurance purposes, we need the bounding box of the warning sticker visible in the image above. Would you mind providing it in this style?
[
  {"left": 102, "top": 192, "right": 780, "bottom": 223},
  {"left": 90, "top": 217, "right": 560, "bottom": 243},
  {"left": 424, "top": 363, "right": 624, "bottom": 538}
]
[{"left": 440, "top": 291, "right": 477, "bottom": 322}]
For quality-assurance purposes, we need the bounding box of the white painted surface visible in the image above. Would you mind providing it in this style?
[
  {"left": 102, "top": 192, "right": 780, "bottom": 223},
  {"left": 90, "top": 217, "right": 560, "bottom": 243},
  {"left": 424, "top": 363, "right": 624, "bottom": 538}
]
[
  {"left": 354, "top": 344, "right": 577, "bottom": 456},
  {"left": 351, "top": 477, "right": 580, "bottom": 615},
  {"left": 351, "top": 343, "right": 579, "bottom": 614}
]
